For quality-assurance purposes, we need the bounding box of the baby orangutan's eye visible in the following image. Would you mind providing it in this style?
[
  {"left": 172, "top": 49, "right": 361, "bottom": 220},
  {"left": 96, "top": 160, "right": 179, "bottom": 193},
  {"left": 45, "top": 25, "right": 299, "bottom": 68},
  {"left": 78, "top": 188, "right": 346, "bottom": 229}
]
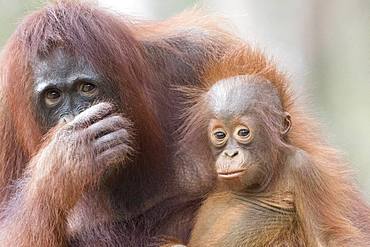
[
  {"left": 237, "top": 128, "right": 250, "bottom": 137},
  {"left": 214, "top": 131, "right": 226, "bottom": 140},
  {"left": 210, "top": 128, "right": 228, "bottom": 147},
  {"left": 234, "top": 125, "right": 253, "bottom": 144}
]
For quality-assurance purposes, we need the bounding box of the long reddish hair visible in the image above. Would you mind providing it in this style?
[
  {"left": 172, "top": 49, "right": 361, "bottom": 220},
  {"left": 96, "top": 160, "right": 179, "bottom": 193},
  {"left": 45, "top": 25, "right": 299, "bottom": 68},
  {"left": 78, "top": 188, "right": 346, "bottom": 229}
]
[
  {"left": 0, "top": 0, "right": 163, "bottom": 201},
  {"left": 180, "top": 42, "right": 370, "bottom": 244}
]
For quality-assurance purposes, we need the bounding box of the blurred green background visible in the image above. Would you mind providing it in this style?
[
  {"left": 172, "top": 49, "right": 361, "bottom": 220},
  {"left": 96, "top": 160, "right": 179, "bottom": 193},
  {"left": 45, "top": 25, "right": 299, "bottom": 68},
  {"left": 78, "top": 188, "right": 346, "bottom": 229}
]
[{"left": 1, "top": 0, "right": 369, "bottom": 199}]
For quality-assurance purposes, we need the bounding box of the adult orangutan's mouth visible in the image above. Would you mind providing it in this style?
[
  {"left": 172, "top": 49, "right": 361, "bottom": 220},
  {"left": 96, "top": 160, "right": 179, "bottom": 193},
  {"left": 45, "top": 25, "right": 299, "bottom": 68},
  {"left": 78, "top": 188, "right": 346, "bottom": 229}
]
[{"left": 217, "top": 169, "right": 247, "bottom": 179}]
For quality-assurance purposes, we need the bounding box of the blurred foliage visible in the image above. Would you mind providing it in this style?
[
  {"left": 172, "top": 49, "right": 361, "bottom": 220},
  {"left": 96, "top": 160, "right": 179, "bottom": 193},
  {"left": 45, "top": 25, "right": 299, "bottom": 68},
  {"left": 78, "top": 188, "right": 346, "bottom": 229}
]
[
  {"left": 311, "top": 0, "right": 370, "bottom": 199},
  {"left": 0, "top": 0, "right": 43, "bottom": 47},
  {"left": 146, "top": 0, "right": 197, "bottom": 18}
]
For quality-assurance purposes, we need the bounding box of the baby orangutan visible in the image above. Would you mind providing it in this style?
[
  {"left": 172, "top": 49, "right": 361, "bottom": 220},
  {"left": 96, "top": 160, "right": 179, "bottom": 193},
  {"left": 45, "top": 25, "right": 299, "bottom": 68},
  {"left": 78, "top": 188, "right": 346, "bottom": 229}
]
[
  {"left": 183, "top": 75, "right": 370, "bottom": 246},
  {"left": 187, "top": 75, "right": 305, "bottom": 246}
]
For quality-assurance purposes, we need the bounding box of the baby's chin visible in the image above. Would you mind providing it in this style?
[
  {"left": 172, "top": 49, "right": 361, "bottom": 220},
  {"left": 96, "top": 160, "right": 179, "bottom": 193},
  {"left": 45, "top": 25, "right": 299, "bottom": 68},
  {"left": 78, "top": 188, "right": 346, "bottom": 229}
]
[{"left": 217, "top": 164, "right": 263, "bottom": 192}]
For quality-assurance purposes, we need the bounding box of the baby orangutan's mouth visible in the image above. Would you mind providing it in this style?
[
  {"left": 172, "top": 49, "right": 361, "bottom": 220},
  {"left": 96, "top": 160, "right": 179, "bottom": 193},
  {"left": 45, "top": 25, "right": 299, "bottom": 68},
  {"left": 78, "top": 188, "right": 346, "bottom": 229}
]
[{"left": 217, "top": 169, "right": 247, "bottom": 179}]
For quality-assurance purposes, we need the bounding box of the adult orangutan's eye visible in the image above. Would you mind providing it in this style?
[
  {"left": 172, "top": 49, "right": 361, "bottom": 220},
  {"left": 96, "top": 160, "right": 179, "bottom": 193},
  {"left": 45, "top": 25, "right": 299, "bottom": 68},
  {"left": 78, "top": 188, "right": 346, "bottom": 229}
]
[
  {"left": 80, "top": 82, "right": 97, "bottom": 96},
  {"left": 44, "top": 88, "right": 62, "bottom": 107}
]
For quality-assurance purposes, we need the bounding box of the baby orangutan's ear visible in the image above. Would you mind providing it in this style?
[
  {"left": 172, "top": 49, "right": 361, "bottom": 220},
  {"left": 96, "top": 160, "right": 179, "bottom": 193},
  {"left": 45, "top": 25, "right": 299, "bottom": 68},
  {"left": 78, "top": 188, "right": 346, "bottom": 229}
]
[{"left": 281, "top": 112, "right": 292, "bottom": 136}]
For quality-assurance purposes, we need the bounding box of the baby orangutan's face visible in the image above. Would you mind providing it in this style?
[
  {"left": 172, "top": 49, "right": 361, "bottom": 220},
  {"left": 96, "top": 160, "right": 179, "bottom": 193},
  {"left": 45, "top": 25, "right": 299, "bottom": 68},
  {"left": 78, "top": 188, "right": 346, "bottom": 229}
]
[
  {"left": 206, "top": 76, "right": 291, "bottom": 190},
  {"left": 208, "top": 116, "right": 263, "bottom": 188}
]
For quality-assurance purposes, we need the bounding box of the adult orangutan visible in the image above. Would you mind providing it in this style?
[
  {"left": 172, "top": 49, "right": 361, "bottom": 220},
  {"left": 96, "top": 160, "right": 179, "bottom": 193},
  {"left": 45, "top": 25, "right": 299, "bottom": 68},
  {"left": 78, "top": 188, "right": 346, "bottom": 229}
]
[
  {"left": 178, "top": 46, "right": 370, "bottom": 246},
  {"left": 0, "top": 1, "right": 233, "bottom": 246}
]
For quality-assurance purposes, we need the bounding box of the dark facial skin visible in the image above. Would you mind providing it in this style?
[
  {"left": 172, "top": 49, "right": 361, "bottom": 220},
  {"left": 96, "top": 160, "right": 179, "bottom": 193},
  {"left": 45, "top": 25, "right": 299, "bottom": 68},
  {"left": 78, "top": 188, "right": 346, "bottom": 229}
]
[
  {"left": 32, "top": 49, "right": 119, "bottom": 132},
  {"left": 206, "top": 76, "right": 291, "bottom": 190}
]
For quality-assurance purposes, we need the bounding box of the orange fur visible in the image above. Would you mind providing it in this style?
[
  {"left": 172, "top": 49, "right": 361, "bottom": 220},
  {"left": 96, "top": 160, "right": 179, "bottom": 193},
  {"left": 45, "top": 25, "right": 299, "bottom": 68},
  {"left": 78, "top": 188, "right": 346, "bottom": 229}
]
[{"left": 182, "top": 43, "right": 370, "bottom": 246}]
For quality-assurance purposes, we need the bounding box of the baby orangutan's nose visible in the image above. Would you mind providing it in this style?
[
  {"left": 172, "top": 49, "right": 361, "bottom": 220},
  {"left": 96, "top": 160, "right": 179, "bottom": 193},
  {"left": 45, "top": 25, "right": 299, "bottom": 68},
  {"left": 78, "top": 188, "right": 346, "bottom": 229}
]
[{"left": 224, "top": 149, "right": 239, "bottom": 158}]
